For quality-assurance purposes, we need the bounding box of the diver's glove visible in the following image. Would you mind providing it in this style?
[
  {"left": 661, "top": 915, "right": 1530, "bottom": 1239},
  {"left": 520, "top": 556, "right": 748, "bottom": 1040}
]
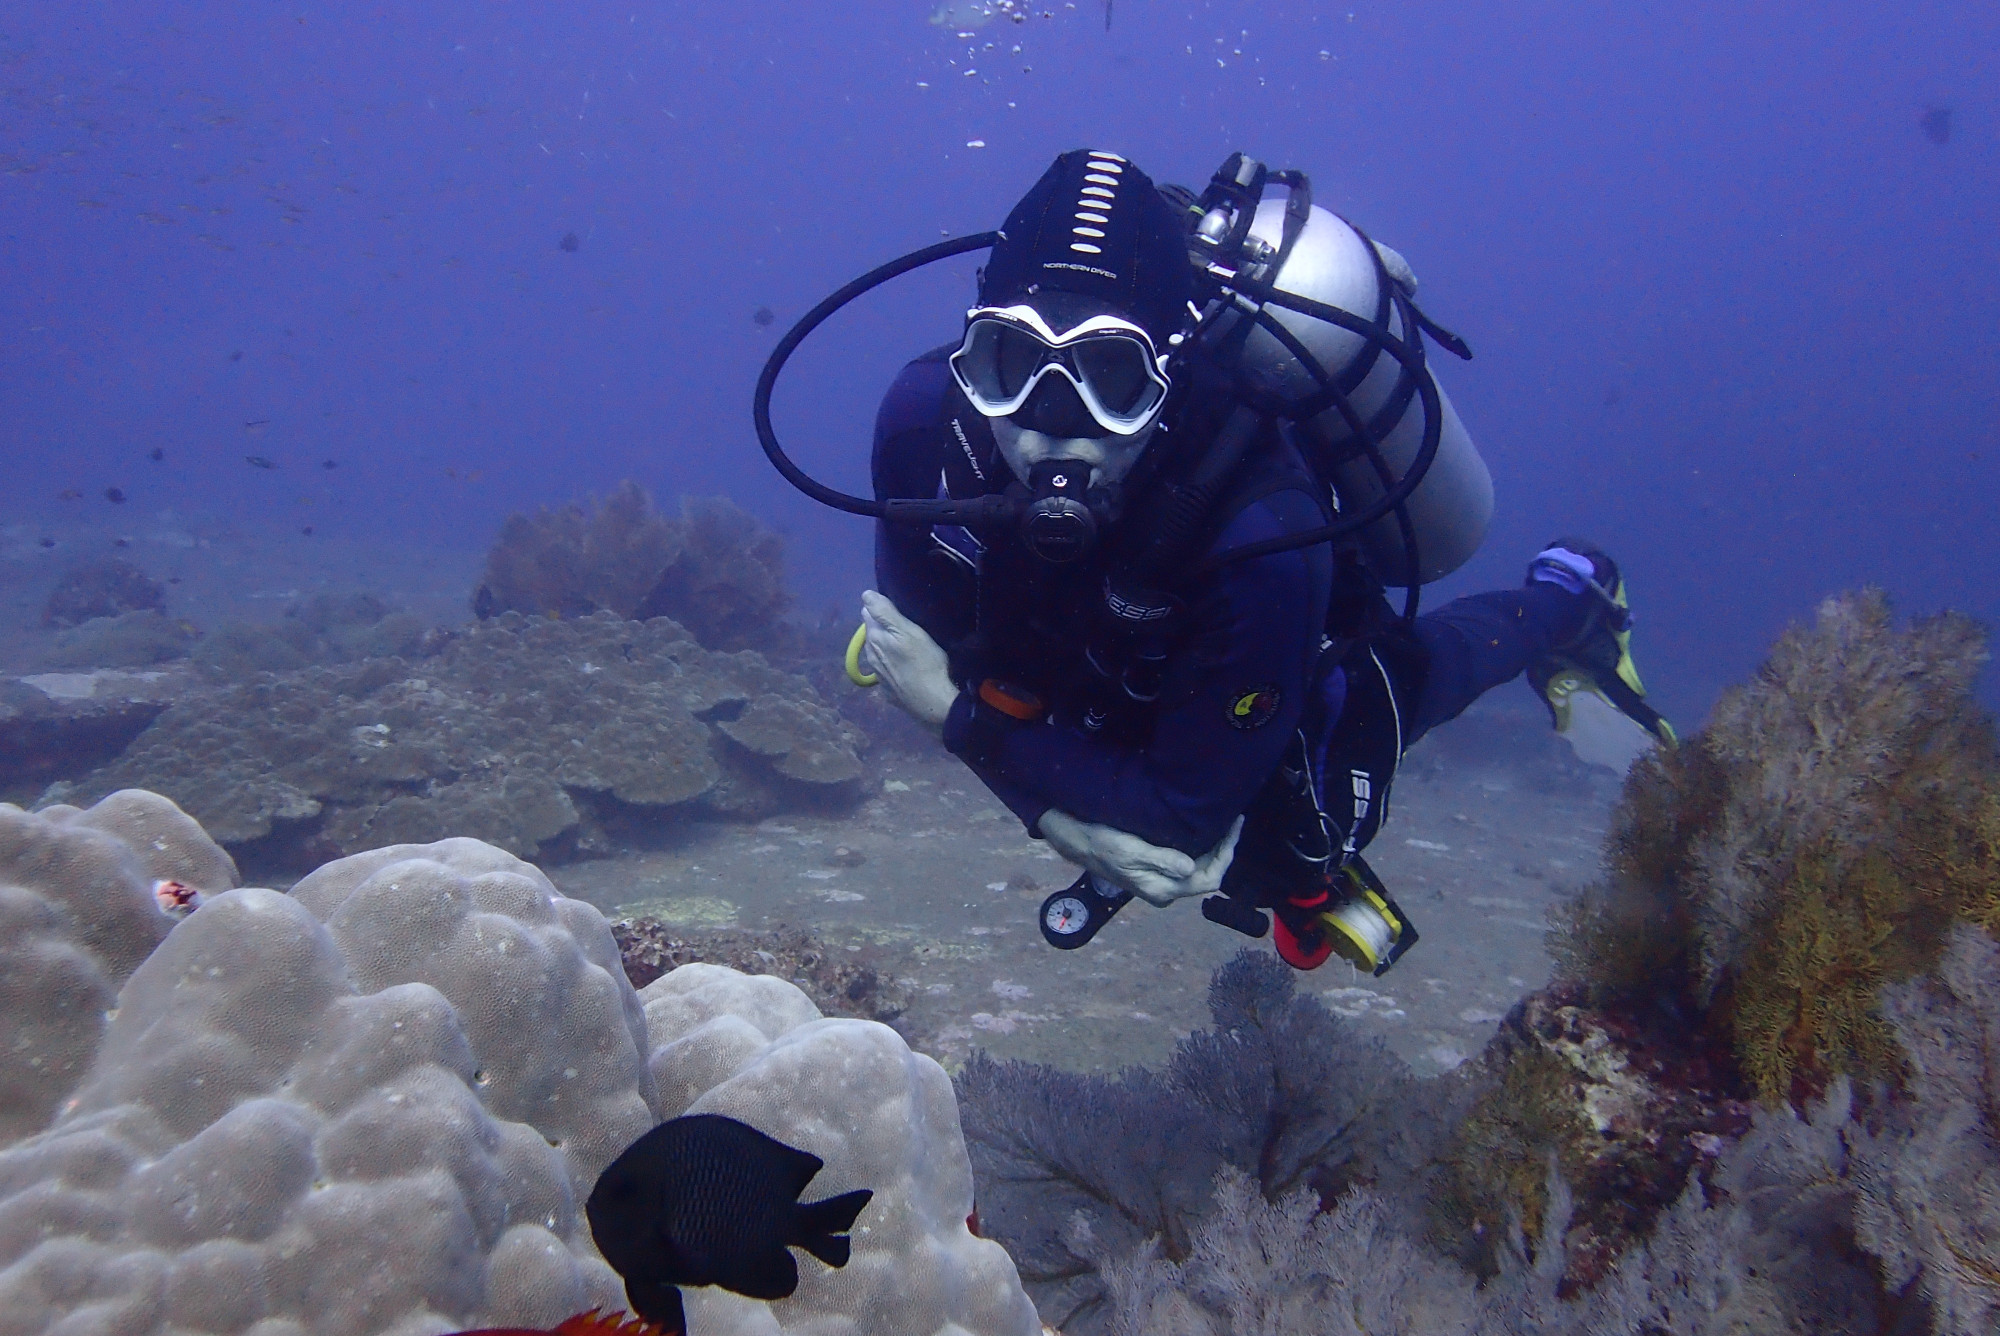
[
  {"left": 859, "top": 590, "right": 959, "bottom": 738},
  {"left": 1040, "top": 811, "right": 1244, "bottom": 908},
  {"left": 1526, "top": 540, "right": 1676, "bottom": 770}
]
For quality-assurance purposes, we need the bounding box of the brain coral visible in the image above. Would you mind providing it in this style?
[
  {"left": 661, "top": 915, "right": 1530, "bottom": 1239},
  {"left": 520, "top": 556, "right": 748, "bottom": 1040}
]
[
  {"left": 59, "top": 611, "right": 865, "bottom": 871},
  {"left": 0, "top": 816, "right": 1044, "bottom": 1336}
]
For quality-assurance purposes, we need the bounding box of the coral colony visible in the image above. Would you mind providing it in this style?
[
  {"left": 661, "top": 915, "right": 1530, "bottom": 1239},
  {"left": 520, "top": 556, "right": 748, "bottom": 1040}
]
[{"left": 4, "top": 580, "right": 1997, "bottom": 1334}]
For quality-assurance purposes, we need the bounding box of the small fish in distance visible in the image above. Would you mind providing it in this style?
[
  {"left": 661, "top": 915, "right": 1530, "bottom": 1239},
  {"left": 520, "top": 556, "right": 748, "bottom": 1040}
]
[
  {"left": 752, "top": 306, "right": 775, "bottom": 327},
  {"left": 586, "top": 1113, "right": 873, "bottom": 1334},
  {"left": 246, "top": 455, "right": 278, "bottom": 469},
  {"left": 1921, "top": 107, "right": 1952, "bottom": 145},
  {"left": 104, "top": 487, "right": 126, "bottom": 504},
  {"left": 560, "top": 231, "right": 581, "bottom": 252},
  {"left": 149, "top": 447, "right": 164, "bottom": 461},
  {"left": 445, "top": 1308, "right": 673, "bottom": 1336},
  {"left": 245, "top": 419, "right": 271, "bottom": 433},
  {"left": 321, "top": 458, "right": 338, "bottom": 469}
]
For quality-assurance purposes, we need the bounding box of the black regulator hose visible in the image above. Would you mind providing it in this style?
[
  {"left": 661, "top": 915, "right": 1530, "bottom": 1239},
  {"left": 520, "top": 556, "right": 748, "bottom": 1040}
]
[{"left": 753, "top": 232, "right": 1000, "bottom": 522}]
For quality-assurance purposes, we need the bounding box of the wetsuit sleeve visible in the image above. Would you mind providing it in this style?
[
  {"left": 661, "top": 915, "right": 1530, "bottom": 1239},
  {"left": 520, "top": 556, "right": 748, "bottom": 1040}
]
[
  {"left": 941, "top": 489, "right": 1332, "bottom": 856},
  {"left": 870, "top": 354, "right": 974, "bottom": 642},
  {"left": 1400, "top": 584, "right": 1590, "bottom": 745}
]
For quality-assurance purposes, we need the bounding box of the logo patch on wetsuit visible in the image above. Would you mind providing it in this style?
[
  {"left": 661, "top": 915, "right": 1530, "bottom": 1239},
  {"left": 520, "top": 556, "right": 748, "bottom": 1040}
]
[{"left": 1227, "top": 684, "right": 1281, "bottom": 730}]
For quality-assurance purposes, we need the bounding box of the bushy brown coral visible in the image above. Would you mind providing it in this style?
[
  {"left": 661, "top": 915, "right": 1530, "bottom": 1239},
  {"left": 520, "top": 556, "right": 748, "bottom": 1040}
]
[
  {"left": 1555, "top": 589, "right": 1999, "bottom": 1107},
  {"left": 41, "top": 558, "right": 166, "bottom": 628},
  {"left": 472, "top": 482, "right": 794, "bottom": 654},
  {"left": 1438, "top": 591, "right": 2000, "bottom": 1291}
]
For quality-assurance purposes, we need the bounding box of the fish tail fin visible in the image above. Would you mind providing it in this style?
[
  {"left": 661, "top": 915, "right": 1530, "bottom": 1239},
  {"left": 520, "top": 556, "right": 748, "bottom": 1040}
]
[
  {"left": 794, "top": 1189, "right": 873, "bottom": 1267},
  {"left": 550, "top": 1309, "right": 679, "bottom": 1336},
  {"left": 624, "top": 1279, "right": 686, "bottom": 1336}
]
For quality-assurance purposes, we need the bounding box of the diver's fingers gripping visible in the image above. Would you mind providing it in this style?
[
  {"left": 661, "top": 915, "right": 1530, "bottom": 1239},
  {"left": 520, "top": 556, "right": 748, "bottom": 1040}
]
[{"left": 1100, "top": 829, "right": 1195, "bottom": 878}]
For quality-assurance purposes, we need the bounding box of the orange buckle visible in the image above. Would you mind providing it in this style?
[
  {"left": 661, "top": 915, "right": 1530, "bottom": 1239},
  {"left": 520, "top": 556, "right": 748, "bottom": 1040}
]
[{"left": 978, "top": 679, "right": 1044, "bottom": 721}]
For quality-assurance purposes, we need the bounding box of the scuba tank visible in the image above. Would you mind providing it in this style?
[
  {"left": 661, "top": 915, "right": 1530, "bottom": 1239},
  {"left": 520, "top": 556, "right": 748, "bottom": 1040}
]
[{"left": 1200, "top": 201, "right": 1492, "bottom": 585}]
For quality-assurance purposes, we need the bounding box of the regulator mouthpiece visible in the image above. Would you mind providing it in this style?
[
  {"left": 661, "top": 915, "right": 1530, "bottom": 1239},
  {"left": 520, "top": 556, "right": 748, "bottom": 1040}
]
[{"left": 1021, "top": 459, "right": 1099, "bottom": 564}]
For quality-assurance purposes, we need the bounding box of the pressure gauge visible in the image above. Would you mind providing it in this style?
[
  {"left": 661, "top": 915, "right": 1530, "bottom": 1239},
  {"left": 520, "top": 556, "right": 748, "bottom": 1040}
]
[
  {"left": 1038, "top": 873, "right": 1132, "bottom": 949},
  {"left": 1044, "top": 895, "right": 1091, "bottom": 937}
]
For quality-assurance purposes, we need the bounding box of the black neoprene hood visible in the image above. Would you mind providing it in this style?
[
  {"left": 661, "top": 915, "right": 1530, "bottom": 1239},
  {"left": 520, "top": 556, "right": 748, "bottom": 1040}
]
[{"left": 977, "top": 149, "right": 1194, "bottom": 348}]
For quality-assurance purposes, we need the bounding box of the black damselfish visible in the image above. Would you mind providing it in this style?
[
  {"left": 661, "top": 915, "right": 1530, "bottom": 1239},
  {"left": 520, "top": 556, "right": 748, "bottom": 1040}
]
[{"left": 586, "top": 1113, "right": 873, "bottom": 1333}]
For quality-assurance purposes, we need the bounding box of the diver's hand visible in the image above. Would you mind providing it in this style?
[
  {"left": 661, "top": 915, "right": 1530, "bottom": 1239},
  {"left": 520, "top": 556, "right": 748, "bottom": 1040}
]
[
  {"left": 1039, "top": 811, "right": 1243, "bottom": 907},
  {"left": 859, "top": 590, "right": 958, "bottom": 737}
]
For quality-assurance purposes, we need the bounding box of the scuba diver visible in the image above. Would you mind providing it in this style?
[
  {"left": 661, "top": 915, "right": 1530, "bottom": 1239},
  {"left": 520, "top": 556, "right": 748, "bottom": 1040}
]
[{"left": 755, "top": 148, "right": 1674, "bottom": 973}]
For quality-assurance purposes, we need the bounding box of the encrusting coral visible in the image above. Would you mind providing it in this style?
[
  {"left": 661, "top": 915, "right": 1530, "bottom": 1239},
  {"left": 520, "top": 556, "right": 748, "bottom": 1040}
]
[
  {"left": 54, "top": 610, "right": 866, "bottom": 873},
  {"left": 473, "top": 483, "right": 794, "bottom": 656},
  {"left": 0, "top": 803, "right": 1041, "bottom": 1336}
]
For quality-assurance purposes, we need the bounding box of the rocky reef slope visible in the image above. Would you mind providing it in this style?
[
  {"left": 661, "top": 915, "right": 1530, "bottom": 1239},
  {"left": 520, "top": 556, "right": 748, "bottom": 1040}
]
[{"left": 53, "top": 611, "right": 866, "bottom": 874}]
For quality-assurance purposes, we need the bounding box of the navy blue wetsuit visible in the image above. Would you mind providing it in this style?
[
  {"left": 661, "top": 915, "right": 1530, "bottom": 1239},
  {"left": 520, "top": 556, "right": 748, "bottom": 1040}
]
[{"left": 872, "top": 350, "right": 1590, "bottom": 863}]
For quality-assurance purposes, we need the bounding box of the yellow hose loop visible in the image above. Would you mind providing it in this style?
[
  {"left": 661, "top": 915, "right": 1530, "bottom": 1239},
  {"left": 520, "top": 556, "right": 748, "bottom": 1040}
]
[{"left": 845, "top": 624, "right": 879, "bottom": 687}]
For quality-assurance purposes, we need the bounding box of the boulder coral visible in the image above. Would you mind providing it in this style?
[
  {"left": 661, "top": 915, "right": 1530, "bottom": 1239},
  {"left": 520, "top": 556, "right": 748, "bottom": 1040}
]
[
  {"left": 0, "top": 791, "right": 237, "bottom": 1147},
  {"left": 638, "top": 965, "right": 1042, "bottom": 1336},
  {"left": 0, "top": 837, "right": 651, "bottom": 1335},
  {"left": 0, "top": 814, "right": 1042, "bottom": 1336},
  {"left": 55, "top": 611, "right": 866, "bottom": 872}
]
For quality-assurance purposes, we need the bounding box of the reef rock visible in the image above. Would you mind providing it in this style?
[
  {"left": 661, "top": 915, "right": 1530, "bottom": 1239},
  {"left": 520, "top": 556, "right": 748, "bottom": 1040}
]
[
  {"left": 1443, "top": 590, "right": 2000, "bottom": 1286},
  {"left": 57, "top": 611, "right": 866, "bottom": 871},
  {"left": 1437, "top": 983, "right": 1755, "bottom": 1289},
  {"left": 36, "top": 609, "right": 199, "bottom": 670},
  {"left": 192, "top": 591, "right": 429, "bottom": 680},
  {"left": 612, "top": 917, "right": 914, "bottom": 1030},
  {"left": 0, "top": 668, "right": 190, "bottom": 792},
  {"left": 638, "top": 963, "right": 1043, "bottom": 1336}
]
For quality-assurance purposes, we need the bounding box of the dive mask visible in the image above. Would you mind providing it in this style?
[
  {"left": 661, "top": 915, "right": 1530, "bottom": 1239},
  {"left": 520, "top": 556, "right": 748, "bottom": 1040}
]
[{"left": 948, "top": 304, "right": 1171, "bottom": 438}]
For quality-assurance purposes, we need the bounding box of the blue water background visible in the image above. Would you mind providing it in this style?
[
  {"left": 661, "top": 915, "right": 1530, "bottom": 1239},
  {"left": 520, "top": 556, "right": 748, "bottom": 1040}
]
[{"left": 3, "top": 0, "right": 1994, "bottom": 725}]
